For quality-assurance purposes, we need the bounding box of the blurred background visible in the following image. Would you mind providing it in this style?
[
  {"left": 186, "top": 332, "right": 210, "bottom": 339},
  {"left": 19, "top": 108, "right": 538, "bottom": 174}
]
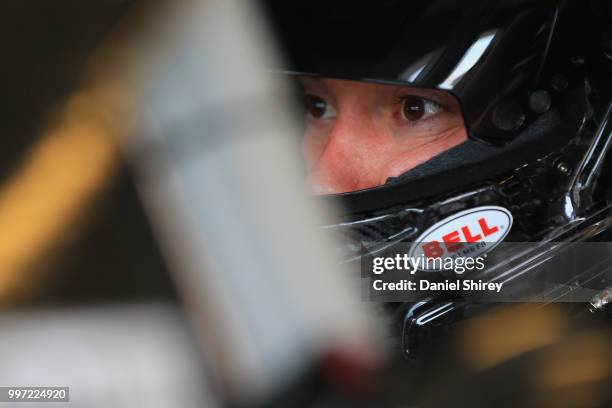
[
  {"left": 0, "top": 0, "right": 173, "bottom": 307},
  {"left": 0, "top": 1, "right": 375, "bottom": 406}
]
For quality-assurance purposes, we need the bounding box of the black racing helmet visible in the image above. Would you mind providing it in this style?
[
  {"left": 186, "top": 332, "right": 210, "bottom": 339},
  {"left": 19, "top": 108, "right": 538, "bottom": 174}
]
[{"left": 262, "top": 0, "right": 612, "bottom": 265}]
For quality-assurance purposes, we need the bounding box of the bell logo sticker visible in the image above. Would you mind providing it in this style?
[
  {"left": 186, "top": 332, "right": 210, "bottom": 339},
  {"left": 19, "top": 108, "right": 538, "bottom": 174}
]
[{"left": 409, "top": 206, "right": 513, "bottom": 264}]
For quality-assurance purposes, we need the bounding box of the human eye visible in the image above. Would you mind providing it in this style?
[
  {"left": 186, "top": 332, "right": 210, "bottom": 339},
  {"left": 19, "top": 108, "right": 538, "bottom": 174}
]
[
  {"left": 304, "top": 94, "right": 337, "bottom": 120},
  {"left": 398, "top": 95, "right": 442, "bottom": 122}
]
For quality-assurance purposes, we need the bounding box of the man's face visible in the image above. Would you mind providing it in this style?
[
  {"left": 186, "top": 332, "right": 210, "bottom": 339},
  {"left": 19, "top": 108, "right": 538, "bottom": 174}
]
[{"left": 300, "top": 77, "right": 468, "bottom": 194}]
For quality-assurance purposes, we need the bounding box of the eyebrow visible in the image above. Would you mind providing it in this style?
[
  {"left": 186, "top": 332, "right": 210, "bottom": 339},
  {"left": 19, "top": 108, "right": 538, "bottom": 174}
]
[{"left": 395, "top": 86, "right": 460, "bottom": 108}]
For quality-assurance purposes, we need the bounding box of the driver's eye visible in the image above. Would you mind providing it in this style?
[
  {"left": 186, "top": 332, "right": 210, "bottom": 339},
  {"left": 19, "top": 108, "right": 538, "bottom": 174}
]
[
  {"left": 304, "top": 95, "right": 337, "bottom": 120},
  {"left": 400, "top": 95, "right": 441, "bottom": 122}
]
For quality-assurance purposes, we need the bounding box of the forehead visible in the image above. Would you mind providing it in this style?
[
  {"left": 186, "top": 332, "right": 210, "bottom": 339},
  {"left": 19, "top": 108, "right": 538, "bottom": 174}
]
[
  {"left": 299, "top": 76, "right": 458, "bottom": 104},
  {"left": 300, "top": 76, "right": 396, "bottom": 91}
]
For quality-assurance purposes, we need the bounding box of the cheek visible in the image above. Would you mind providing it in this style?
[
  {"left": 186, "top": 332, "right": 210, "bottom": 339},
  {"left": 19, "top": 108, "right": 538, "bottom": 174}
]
[
  {"left": 382, "top": 127, "right": 468, "bottom": 182},
  {"left": 302, "top": 127, "right": 330, "bottom": 168}
]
